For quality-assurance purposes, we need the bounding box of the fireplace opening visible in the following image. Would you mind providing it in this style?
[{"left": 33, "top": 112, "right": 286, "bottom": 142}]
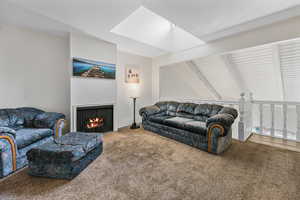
[
  {"left": 86, "top": 117, "right": 104, "bottom": 129},
  {"left": 77, "top": 105, "right": 113, "bottom": 133}
]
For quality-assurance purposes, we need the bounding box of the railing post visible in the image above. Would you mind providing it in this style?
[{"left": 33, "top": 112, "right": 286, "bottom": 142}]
[
  {"left": 238, "top": 93, "right": 245, "bottom": 141},
  {"left": 259, "top": 103, "right": 263, "bottom": 135},
  {"left": 247, "top": 92, "right": 254, "bottom": 134},
  {"left": 297, "top": 105, "right": 300, "bottom": 142},
  {"left": 270, "top": 104, "right": 275, "bottom": 137},
  {"left": 283, "top": 104, "right": 288, "bottom": 139}
]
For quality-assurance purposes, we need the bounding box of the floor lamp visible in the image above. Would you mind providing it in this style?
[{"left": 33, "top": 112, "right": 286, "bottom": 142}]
[
  {"left": 130, "top": 96, "right": 140, "bottom": 129},
  {"left": 127, "top": 68, "right": 140, "bottom": 129}
]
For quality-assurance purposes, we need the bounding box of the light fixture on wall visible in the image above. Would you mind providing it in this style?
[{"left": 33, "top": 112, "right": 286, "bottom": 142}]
[{"left": 128, "top": 83, "right": 140, "bottom": 129}]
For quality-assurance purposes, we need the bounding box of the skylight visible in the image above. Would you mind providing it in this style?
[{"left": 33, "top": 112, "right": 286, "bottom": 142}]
[{"left": 111, "top": 6, "right": 205, "bottom": 53}]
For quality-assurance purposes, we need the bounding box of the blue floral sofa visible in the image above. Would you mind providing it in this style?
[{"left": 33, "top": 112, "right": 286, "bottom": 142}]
[
  {"left": 0, "top": 107, "right": 65, "bottom": 178},
  {"left": 140, "top": 101, "right": 238, "bottom": 154}
]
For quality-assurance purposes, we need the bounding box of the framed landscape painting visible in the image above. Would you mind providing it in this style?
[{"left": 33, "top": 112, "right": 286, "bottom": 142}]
[{"left": 72, "top": 57, "right": 116, "bottom": 79}]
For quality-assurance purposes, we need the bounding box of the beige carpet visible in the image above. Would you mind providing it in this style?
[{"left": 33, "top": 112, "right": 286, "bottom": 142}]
[{"left": 0, "top": 128, "right": 299, "bottom": 200}]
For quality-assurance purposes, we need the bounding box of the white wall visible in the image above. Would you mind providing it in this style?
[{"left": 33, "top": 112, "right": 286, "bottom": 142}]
[
  {"left": 0, "top": 27, "right": 153, "bottom": 130},
  {"left": 70, "top": 33, "right": 117, "bottom": 106},
  {"left": 160, "top": 55, "right": 242, "bottom": 100},
  {"left": 0, "top": 25, "right": 70, "bottom": 116},
  {"left": 70, "top": 33, "right": 118, "bottom": 130},
  {"left": 117, "top": 51, "right": 152, "bottom": 127},
  {"left": 160, "top": 62, "right": 215, "bottom": 99}
]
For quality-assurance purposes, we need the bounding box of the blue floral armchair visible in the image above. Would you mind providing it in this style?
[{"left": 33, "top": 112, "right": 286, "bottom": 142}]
[{"left": 0, "top": 107, "right": 65, "bottom": 178}]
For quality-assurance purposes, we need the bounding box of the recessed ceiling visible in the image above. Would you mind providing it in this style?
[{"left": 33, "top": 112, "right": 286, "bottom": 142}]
[
  {"left": 3, "top": 0, "right": 300, "bottom": 57},
  {"left": 111, "top": 6, "right": 204, "bottom": 52}
]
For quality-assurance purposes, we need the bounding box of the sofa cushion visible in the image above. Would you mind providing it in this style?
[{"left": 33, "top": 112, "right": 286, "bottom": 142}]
[
  {"left": 155, "top": 101, "right": 168, "bottom": 112},
  {"left": 0, "top": 110, "right": 9, "bottom": 127},
  {"left": 166, "top": 101, "right": 180, "bottom": 116},
  {"left": 6, "top": 109, "right": 24, "bottom": 127},
  {"left": 194, "top": 104, "right": 223, "bottom": 117},
  {"left": 33, "top": 112, "right": 65, "bottom": 129},
  {"left": 16, "top": 107, "right": 44, "bottom": 128},
  {"left": 219, "top": 107, "right": 239, "bottom": 119},
  {"left": 15, "top": 128, "right": 53, "bottom": 149},
  {"left": 164, "top": 117, "right": 194, "bottom": 129},
  {"left": 7, "top": 126, "right": 23, "bottom": 131},
  {"left": 193, "top": 115, "right": 208, "bottom": 122},
  {"left": 167, "top": 101, "right": 180, "bottom": 111},
  {"left": 207, "top": 113, "right": 235, "bottom": 128},
  {"left": 183, "top": 121, "right": 207, "bottom": 136},
  {"left": 210, "top": 104, "right": 224, "bottom": 116},
  {"left": 176, "top": 112, "right": 195, "bottom": 119},
  {"left": 177, "top": 103, "right": 197, "bottom": 115},
  {"left": 139, "top": 105, "right": 161, "bottom": 119},
  {"left": 149, "top": 115, "right": 173, "bottom": 124},
  {"left": 0, "top": 127, "right": 16, "bottom": 138},
  {"left": 166, "top": 110, "right": 177, "bottom": 116}
]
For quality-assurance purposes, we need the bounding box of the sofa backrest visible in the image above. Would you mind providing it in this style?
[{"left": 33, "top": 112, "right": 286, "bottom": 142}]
[
  {"left": 0, "top": 110, "right": 10, "bottom": 127},
  {"left": 176, "top": 103, "right": 198, "bottom": 119},
  {"left": 194, "top": 104, "right": 223, "bottom": 117},
  {"left": 0, "top": 107, "right": 44, "bottom": 128},
  {"left": 154, "top": 101, "right": 238, "bottom": 121}
]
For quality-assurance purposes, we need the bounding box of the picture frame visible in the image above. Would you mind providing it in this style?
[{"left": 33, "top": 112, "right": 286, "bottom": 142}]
[
  {"left": 125, "top": 65, "right": 140, "bottom": 83},
  {"left": 72, "top": 57, "right": 116, "bottom": 79}
]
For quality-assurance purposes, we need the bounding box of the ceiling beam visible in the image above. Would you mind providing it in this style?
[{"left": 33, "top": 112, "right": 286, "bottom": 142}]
[
  {"left": 186, "top": 60, "right": 222, "bottom": 100},
  {"left": 221, "top": 54, "right": 248, "bottom": 92}
]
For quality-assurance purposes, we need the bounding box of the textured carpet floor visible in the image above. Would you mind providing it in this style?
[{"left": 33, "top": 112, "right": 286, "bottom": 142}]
[{"left": 0, "top": 128, "right": 299, "bottom": 200}]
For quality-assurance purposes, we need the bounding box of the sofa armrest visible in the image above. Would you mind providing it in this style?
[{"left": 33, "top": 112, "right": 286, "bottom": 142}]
[
  {"left": 206, "top": 114, "right": 235, "bottom": 153},
  {"left": 206, "top": 113, "right": 235, "bottom": 128},
  {"left": 53, "top": 119, "right": 66, "bottom": 138},
  {"left": 0, "top": 127, "right": 16, "bottom": 138},
  {"left": 0, "top": 133, "right": 17, "bottom": 177},
  {"left": 139, "top": 105, "right": 161, "bottom": 119},
  {"left": 206, "top": 123, "right": 225, "bottom": 153},
  {"left": 33, "top": 112, "right": 66, "bottom": 129}
]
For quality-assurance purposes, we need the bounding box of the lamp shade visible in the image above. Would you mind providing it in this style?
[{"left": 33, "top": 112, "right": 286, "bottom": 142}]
[{"left": 128, "top": 83, "right": 140, "bottom": 98}]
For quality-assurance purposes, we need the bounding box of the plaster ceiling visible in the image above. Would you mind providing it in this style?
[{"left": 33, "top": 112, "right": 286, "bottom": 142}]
[{"left": 2, "top": 0, "right": 300, "bottom": 57}]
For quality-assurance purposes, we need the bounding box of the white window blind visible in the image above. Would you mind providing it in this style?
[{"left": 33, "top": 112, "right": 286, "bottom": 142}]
[
  {"left": 229, "top": 46, "right": 281, "bottom": 100},
  {"left": 279, "top": 40, "right": 300, "bottom": 101}
]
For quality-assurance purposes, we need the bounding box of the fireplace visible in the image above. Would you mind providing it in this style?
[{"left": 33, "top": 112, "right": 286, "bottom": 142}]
[{"left": 76, "top": 105, "right": 113, "bottom": 133}]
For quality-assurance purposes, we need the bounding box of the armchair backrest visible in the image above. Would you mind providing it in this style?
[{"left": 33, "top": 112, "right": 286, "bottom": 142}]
[
  {"left": 16, "top": 107, "right": 44, "bottom": 127},
  {"left": 0, "top": 107, "right": 44, "bottom": 128}
]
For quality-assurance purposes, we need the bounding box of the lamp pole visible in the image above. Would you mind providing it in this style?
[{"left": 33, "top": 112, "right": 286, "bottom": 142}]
[{"left": 130, "top": 97, "right": 140, "bottom": 129}]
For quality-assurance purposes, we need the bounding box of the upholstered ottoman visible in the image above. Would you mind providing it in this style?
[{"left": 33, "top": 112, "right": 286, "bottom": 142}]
[{"left": 26, "top": 132, "right": 103, "bottom": 179}]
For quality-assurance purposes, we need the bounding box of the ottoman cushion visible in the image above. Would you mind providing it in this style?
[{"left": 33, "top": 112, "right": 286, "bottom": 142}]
[{"left": 27, "top": 132, "right": 103, "bottom": 179}]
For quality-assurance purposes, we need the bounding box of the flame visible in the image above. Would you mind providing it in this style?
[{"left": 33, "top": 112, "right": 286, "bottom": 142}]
[{"left": 86, "top": 117, "right": 104, "bottom": 129}]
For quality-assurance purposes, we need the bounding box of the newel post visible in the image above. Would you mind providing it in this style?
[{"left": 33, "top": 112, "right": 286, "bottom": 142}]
[
  {"left": 238, "top": 93, "right": 246, "bottom": 141},
  {"left": 247, "top": 92, "right": 254, "bottom": 133}
]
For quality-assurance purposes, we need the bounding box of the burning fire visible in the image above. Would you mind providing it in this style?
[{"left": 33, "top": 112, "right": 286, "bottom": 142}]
[{"left": 86, "top": 117, "right": 104, "bottom": 129}]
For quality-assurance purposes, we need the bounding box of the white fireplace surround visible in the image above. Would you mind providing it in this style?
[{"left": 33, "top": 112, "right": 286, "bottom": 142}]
[{"left": 71, "top": 103, "right": 117, "bottom": 132}]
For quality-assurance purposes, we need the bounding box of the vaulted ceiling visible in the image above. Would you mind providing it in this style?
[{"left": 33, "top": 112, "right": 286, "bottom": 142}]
[
  {"left": 1, "top": 0, "right": 300, "bottom": 57},
  {"left": 160, "top": 38, "right": 300, "bottom": 102}
]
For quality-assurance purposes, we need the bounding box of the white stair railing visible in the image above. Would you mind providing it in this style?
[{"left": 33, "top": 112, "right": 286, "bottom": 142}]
[{"left": 252, "top": 99, "right": 300, "bottom": 142}]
